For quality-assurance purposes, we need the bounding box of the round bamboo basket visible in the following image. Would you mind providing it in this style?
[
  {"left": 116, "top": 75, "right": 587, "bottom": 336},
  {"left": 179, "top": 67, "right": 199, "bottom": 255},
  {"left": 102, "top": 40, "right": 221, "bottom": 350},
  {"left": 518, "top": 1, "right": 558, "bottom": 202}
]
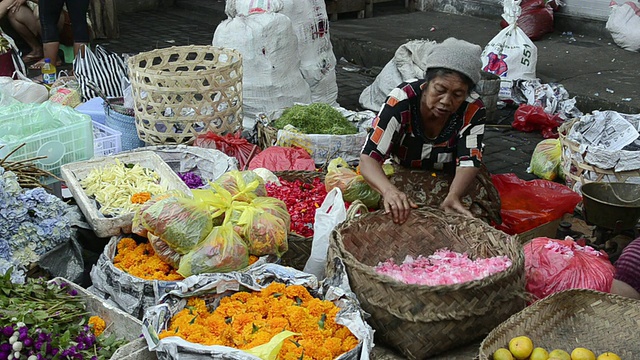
[
  {"left": 559, "top": 119, "right": 640, "bottom": 190},
  {"left": 479, "top": 288, "right": 640, "bottom": 359},
  {"left": 128, "top": 45, "right": 243, "bottom": 145},
  {"left": 273, "top": 170, "right": 326, "bottom": 271},
  {"left": 328, "top": 207, "right": 526, "bottom": 359}
]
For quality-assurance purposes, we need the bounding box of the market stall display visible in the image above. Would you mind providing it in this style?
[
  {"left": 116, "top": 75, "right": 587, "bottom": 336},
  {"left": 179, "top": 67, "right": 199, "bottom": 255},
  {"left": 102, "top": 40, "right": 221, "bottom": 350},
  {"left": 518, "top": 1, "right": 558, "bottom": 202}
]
[
  {"left": 60, "top": 151, "right": 191, "bottom": 238},
  {"left": 478, "top": 289, "right": 640, "bottom": 359},
  {"left": 328, "top": 207, "right": 526, "bottom": 359},
  {"left": 128, "top": 45, "right": 243, "bottom": 145},
  {"left": 142, "top": 263, "right": 374, "bottom": 360}
]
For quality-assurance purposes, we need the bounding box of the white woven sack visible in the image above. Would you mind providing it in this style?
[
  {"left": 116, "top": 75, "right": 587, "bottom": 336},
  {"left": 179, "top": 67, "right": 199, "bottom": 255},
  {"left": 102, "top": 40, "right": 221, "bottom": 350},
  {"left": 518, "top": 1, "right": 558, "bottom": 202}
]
[
  {"left": 281, "top": 0, "right": 338, "bottom": 106},
  {"left": 606, "top": 1, "right": 640, "bottom": 52},
  {"left": 481, "top": 0, "right": 537, "bottom": 100},
  {"left": 213, "top": 12, "right": 311, "bottom": 131}
]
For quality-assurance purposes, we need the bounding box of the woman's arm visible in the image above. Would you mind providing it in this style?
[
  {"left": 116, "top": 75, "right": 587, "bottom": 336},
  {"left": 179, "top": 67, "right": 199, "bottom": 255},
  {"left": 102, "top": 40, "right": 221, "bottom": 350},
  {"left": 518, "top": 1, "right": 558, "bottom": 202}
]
[
  {"left": 441, "top": 166, "right": 479, "bottom": 216},
  {"left": 360, "top": 154, "right": 417, "bottom": 224}
]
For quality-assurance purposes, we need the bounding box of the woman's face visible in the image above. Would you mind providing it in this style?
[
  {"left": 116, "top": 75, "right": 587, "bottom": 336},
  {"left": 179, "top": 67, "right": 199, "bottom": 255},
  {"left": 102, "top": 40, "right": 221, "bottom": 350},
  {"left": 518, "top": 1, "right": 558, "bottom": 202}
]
[{"left": 422, "top": 73, "right": 470, "bottom": 121}]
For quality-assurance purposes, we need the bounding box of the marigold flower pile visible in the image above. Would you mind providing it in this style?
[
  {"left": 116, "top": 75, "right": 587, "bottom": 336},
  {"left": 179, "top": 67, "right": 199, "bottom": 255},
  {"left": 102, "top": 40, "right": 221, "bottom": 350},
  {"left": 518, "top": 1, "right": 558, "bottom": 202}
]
[
  {"left": 159, "top": 282, "right": 358, "bottom": 360},
  {"left": 113, "top": 237, "right": 184, "bottom": 281}
]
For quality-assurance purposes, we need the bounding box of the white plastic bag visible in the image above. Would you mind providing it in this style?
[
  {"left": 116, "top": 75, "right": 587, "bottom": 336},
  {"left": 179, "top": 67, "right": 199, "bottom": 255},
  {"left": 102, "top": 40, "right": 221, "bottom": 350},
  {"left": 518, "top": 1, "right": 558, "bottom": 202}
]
[
  {"left": 303, "top": 187, "right": 347, "bottom": 279},
  {"left": 482, "top": 0, "right": 538, "bottom": 100},
  {"left": 0, "top": 76, "right": 48, "bottom": 103},
  {"left": 606, "top": 1, "right": 640, "bottom": 52}
]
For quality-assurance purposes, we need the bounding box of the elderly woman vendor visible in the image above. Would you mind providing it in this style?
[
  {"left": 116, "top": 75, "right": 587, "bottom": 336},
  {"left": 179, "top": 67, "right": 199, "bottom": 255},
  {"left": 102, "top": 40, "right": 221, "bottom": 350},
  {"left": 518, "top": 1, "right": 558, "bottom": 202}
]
[{"left": 359, "top": 37, "right": 500, "bottom": 224}]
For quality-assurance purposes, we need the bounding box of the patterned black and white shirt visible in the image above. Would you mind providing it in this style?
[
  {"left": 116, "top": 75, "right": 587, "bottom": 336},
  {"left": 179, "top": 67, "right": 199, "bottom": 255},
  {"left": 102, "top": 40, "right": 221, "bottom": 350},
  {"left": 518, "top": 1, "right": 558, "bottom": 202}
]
[{"left": 361, "top": 79, "right": 486, "bottom": 173}]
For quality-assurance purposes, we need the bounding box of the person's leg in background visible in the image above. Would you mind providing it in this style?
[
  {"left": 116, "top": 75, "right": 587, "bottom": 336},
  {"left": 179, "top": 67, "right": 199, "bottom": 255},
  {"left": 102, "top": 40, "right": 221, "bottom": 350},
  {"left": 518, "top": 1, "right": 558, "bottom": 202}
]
[
  {"left": 7, "top": 3, "right": 42, "bottom": 62},
  {"left": 65, "top": 0, "right": 90, "bottom": 59},
  {"left": 38, "top": 0, "right": 65, "bottom": 67}
]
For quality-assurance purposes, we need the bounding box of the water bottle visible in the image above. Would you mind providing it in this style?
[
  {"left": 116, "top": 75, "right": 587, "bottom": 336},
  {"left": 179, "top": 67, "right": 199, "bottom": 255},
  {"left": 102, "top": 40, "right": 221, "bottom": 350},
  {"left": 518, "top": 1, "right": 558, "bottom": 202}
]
[{"left": 41, "top": 58, "right": 57, "bottom": 87}]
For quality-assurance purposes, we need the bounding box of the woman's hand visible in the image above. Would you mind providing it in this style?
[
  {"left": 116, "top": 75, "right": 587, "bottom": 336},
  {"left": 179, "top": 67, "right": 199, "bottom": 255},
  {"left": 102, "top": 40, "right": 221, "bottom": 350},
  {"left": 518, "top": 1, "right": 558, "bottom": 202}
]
[
  {"left": 441, "top": 193, "right": 473, "bottom": 217},
  {"left": 382, "top": 187, "right": 418, "bottom": 224}
]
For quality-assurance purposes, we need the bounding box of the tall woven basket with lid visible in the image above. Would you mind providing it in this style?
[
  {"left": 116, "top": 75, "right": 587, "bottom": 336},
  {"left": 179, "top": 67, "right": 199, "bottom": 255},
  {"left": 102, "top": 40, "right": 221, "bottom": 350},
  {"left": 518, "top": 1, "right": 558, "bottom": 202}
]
[
  {"left": 128, "top": 45, "right": 243, "bottom": 145},
  {"left": 328, "top": 208, "right": 526, "bottom": 359}
]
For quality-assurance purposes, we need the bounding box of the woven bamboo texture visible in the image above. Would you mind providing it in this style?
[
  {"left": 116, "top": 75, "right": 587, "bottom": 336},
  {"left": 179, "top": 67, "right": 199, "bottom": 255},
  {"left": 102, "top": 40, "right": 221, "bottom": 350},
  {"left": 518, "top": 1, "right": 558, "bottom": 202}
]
[
  {"left": 257, "top": 120, "right": 278, "bottom": 150},
  {"left": 559, "top": 119, "right": 640, "bottom": 189},
  {"left": 275, "top": 170, "right": 326, "bottom": 270},
  {"left": 128, "top": 45, "right": 243, "bottom": 145},
  {"left": 479, "top": 288, "right": 640, "bottom": 360},
  {"left": 328, "top": 207, "right": 526, "bottom": 359}
]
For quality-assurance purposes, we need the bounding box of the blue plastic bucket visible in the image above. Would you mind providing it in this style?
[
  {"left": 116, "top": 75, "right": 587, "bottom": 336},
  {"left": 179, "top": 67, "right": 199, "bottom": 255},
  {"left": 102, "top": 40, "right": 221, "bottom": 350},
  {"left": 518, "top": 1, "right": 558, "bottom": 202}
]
[{"left": 104, "top": 103, "right": 144, "bottom": 151}]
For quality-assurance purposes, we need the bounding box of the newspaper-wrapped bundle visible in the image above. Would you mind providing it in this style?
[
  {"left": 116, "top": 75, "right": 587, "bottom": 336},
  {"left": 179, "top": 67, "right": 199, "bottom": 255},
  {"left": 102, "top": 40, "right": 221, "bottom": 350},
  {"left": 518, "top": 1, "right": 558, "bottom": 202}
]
[
  {"left": 561, "top": 110, "right": 640, "bottom": 192},
  {"left": 142, "top": 261, "right": 373, "bottom": 360},
  {"left": 90, "top": 236, "right": 272, "bottom": 319}
]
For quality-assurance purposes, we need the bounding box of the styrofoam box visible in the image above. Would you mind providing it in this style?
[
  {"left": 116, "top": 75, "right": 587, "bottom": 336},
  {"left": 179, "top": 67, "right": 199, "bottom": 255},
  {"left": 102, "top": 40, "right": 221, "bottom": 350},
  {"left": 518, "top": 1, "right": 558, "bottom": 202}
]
[
  {"left": 60, "top": 151, "right": 191, "bottom": 238},
  {"left": 49, "top": 277, "right": 157, "bottom": 360},
  {"left": 76, "top": 96, "right": 107, "bottom": 125},
  {"left": 93, "top": 121, "right": 122, "bottom": 157},
  {"left": 0, "top": 115, "right": 93, "bottom": 185}
]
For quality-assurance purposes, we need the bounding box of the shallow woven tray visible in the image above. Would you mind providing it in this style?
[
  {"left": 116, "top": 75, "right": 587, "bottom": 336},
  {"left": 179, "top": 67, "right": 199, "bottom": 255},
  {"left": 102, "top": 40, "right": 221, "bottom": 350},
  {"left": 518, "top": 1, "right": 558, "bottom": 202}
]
[
  {"left": 274, "top": 170, "right": 326, "bottom": 270},
  {"left": 559, "top": 119, "right": 640, "bottom": 189},
  {"left": 329, "top": 207, "right": 526, "bottom": 359},
  {"left": 478, "top": 288, "right": 640, "bottom": 360}
]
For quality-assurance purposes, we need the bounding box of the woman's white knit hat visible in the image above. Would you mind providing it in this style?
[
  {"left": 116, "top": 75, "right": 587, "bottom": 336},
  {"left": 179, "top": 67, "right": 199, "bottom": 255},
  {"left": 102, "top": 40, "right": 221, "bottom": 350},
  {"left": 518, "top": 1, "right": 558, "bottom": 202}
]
[{"left": 423, "top": 37, "right": 483, "bottom": 85}]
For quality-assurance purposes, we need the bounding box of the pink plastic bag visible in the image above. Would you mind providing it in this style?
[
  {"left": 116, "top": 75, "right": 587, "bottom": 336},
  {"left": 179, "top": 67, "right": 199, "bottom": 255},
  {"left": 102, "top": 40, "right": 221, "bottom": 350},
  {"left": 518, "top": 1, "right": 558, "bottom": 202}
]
[
  {"left": 492, "top": 173, "right": 582, "bottom": 235},
  {"left": 512, "top": 104, "right": 563, "bottom": 139},
  {"left": 248, "top": 146, "right": 315, "bottom": 172},
  {"left": 525, "top": 237, "right": 616, "bottom": 301}
]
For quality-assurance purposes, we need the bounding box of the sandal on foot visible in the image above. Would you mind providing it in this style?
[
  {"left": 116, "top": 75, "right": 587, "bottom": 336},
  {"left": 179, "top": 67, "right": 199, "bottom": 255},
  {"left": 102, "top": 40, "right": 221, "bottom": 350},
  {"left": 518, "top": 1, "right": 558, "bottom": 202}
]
[
  {"left": 22, "top": 53, "right": 42, "bottom": 64},
  {"left": 29, "top": 58, "right": 63, "bottom": 70}
]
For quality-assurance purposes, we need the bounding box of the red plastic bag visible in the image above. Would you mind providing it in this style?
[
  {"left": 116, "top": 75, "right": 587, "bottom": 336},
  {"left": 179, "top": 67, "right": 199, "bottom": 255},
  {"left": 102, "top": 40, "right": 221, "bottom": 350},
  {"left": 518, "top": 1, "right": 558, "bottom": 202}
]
[
  {"left": 491, "top": 173, "right": 582, "bottom": 235},
  {"left": 500, "top": 0, "right": 555, "bottom": 41},
  {"left": 512, "top": 104, "right": 563, "bottom": 139},
  {"left": 525, "top": 237, "right": 616, "bottom": 301},
  {"left": 248, "top": 146, "right": 315, "bottom": 172},
  {"left": 194, "top": 131, "right": 261, "bottom": 170}
]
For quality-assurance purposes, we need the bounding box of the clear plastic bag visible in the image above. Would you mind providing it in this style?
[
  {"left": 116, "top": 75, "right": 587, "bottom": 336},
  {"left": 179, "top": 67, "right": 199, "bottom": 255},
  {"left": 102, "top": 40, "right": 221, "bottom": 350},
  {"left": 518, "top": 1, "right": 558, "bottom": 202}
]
[
  {"left": 232, "top": 197, "right": 290, "bottom": 257},
  {"left": 529, "top": 138, "right": 562, "bottom": 180},
  {"left": 213, "top": 170, "right": 267, "bottom": 203},
  {"left": 325, "top": 157, "right": 380, "bottom": 208},
  {"left": 177, "top": 222, "right": 249, "bottom": 277},
  {"left": 137, "top": 196, "right": 214, "bottom": 254},
  {"left": 148, "top": 232, "right": 182, "bottom": 268}
]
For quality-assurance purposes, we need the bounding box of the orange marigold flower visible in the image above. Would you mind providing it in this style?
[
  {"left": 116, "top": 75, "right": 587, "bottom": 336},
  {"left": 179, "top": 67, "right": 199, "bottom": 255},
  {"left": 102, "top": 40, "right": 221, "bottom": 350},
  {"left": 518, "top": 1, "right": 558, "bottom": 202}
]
[
  {"left": 113, "top": 238, "right": 184, "bottom": 281},
  {"left": 88, "top": 316, "right": 106, "bottom": 337},
  {"left": 131, "top": 191, "right": 152, "bottom": 204},
  {"left": 159, "top": 283, "right": 359, "bottom": 360}
]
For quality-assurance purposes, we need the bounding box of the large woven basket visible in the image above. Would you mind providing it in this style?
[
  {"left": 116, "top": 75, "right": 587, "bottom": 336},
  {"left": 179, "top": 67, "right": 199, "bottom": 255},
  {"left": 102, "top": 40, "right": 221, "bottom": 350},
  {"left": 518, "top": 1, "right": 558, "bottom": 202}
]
[
  {"left": 274, "top": 170, "right": 326, "bottom": 270},
  {"left": 479, "top": 289, "right": 640, "bottom": 359},
  {"left": 559, "top": 118, "right": 640, "bottom": 190},
  {"left": 128, "top": 45, "right": 243, "bottom": 145},
  {"left": 328, "top": 208, "right": 526, "bottom": 359}
]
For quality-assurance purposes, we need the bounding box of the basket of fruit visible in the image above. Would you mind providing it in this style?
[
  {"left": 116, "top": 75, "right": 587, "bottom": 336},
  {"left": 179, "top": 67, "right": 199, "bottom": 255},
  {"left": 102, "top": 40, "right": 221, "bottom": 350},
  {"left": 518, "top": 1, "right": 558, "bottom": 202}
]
[
  {"left": 328, "top": 207, "right": 526, "bottom": 359},
  {"left": 479, "top": 288, "right": 639, "bottom": 360}
]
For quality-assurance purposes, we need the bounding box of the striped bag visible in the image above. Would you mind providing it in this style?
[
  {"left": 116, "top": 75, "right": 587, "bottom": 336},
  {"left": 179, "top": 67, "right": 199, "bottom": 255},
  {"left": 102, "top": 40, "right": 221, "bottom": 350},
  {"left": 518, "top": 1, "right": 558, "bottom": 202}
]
[{"left": 73, "top": 44, "right": 128, "bottom": 101}]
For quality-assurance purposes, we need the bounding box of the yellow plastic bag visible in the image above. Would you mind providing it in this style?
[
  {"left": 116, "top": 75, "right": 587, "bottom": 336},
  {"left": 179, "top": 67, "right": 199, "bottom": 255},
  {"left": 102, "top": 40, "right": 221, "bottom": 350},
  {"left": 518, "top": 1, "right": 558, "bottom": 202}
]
[
  {"left": 529, "top": 138, "right": 562, "bottom": 180},
  {"left": 244, "top": 331, "right": 298, "bottom": 360},
  {"left": 213, "top": 170, "right": 267, "bottom": 203},
  {"left": 177, "top": 222, "right": 249, "bottom": 277},
  {"left": 226, "top": 198, "right": 289, "bottom": 257}
]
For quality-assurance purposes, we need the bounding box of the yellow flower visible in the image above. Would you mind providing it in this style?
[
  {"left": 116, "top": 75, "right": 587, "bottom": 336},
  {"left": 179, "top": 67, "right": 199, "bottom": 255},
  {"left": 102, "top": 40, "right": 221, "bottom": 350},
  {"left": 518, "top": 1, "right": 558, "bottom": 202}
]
[
  {"left": 113, "top": 238, "right": 183, "bottom": 281},
  {"left": 88, "top": 316, "right": 106, "bottom": 337}
]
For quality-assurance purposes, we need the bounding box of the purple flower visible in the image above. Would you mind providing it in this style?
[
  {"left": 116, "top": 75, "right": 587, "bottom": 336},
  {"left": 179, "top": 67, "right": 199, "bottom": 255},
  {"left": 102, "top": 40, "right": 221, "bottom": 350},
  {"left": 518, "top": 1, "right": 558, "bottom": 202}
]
[
  {"left": 0, "top": 351, "right": 9, "bottom": 360},
  {"left": 0, "top": 326, "right": 13, "bottom": 337},
  {"left": 0, "top": 344, "right": 11, "bottom": 352},
  {"left": 68, "top": 289, "right": 78, "bottom": 296},
  {"left": 178, "top": 171, "right": 204, "bottom": 189}
]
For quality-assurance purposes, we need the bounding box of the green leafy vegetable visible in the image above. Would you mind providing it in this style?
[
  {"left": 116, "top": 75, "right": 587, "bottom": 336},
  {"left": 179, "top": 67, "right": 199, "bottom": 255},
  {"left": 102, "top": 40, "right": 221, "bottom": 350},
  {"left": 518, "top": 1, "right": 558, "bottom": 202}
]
[{"left": 273, "top": 103, "right": 358, "bottom": 135}]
